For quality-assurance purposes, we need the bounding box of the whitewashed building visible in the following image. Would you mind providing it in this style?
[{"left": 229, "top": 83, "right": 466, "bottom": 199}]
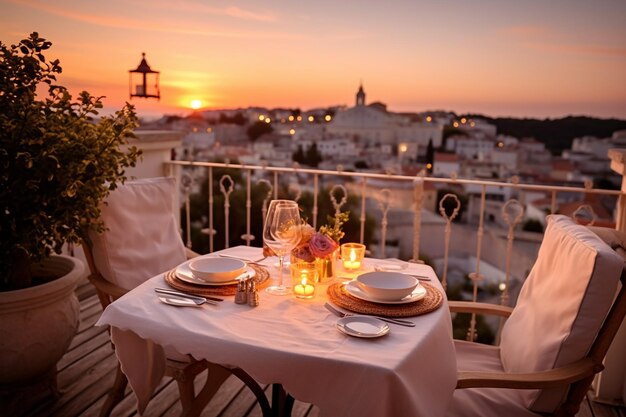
[{"left": 327, "top": 84, "right": 443, "bottom": 149}]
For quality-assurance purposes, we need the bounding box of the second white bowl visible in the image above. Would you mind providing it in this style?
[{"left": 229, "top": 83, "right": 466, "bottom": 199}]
[
  {"left": 188, "top": 257, "right": 246, "bottom": 283},
  {"left": 356, "top": 271, "right": 418, "bottom": 301}
]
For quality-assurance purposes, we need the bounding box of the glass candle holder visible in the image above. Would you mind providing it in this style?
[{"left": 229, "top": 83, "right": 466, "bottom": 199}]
[
  {"left": 341, "top": 243, "right": 366, "bottom": 271},
  {"left": 290, "top": 261, "right": 318, "bottom": 299}
]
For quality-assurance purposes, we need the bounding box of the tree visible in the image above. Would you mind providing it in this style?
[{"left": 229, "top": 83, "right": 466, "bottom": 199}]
[
  {"left": 354, "top": 160, "right": 369, "bottom": 169},
  {"left": 292, "top": 145, "right": 305, "bottom": 164},
  {"left": 426, "top": 138, "right": 434, "bottom": 174},
  {"left": 522, "top": 218, "right": 544, "bottom": 233},
  {"left": 231, "top": 112, "right": 246, "bottom": 125},
  {"left": 304, "top": 142, "right": 323, "bottom": 167},
  {"left": 246, "top": 120, "right": 273, "bottom": 142}
]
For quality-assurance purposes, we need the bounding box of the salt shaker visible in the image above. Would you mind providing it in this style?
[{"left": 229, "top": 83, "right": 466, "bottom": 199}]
[
  {"left": 247, "top": 279, "right": 259, "bottom": 307},
  {"left": 234, "top": 279, "right": 248, "bottom": 304}
]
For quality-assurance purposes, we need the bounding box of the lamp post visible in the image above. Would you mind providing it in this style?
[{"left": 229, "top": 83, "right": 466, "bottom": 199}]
[{"left": 129, "top": 52, "right": 160, "bottom": 100}]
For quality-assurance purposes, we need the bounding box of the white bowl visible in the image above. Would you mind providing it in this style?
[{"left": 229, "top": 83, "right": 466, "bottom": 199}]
[
  {"left": 188, "top": 257, "right": 246, "bottom": 283},
  {"left": 356, "top": 271, "right": 418, "bottom": 301}
]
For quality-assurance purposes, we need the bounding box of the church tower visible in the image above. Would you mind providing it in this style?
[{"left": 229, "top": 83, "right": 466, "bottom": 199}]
[{"left": 356, "top": 82, "right": 366, "bottom": 107}]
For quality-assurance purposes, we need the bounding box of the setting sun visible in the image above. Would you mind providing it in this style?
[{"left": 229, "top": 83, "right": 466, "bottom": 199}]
[{"left": 190, "top": 100, "right": 202, "bottom": 110}]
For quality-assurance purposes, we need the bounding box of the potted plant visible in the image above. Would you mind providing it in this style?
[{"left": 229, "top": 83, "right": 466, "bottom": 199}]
[{"left": 0, "top": 32, "right": 140, "bottom": 397}]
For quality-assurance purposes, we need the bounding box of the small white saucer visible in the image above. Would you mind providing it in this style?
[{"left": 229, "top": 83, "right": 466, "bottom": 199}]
[
  {"left": 175, "top": 259, "right": 255, "bottom": 286},
  {"left": 336, "top": 316, "right": 390, "bottom": 338},
  {"left": 345, "top": 280, "right": 426, "bottom": 304}
]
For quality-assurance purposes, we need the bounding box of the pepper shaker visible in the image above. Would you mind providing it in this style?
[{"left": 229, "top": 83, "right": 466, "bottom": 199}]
[
  {"left": 234, "top": 279, "right": 248, "bottom": 304},
  {"left": 247, "top": 279, "right": 259, "bottom": 307}
]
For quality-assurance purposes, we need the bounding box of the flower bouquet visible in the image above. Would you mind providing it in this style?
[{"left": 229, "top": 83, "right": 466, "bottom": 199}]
[{"left": 290, "top": 211, "right": 349, "bottom": 282}]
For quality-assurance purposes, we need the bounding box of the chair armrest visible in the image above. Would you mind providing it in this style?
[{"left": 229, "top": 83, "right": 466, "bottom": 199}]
[
  {"left": 456, "top": 358, "right": 602, "bottom": 390},
  {"left": 448, "top": 301, "right": 514, "bottom": 318},
  {"left": 88, "top": 273, "right": 128, "bottom": 301},
  {"left": 186, "top": 247, "right": 200, "bottom": 259}
]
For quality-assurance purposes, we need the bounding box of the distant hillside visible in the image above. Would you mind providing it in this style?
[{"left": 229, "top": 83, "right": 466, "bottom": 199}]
[{"left": 462, "top": 115, "right": 626, "bottom": 155}]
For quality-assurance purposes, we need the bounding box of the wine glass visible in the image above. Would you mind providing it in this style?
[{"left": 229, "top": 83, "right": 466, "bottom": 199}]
[{"left": 263, "top": 200, "right": 301, "bottom": 295}]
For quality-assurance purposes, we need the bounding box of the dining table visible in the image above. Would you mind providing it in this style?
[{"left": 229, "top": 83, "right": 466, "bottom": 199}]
[{"left": 96, "top": 245, "right": 457, "bottom": 417}]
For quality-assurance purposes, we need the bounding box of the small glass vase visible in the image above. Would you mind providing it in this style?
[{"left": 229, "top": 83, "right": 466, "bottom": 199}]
[{"left": 315, "top": 250, "right": 338, "bottom": 283}]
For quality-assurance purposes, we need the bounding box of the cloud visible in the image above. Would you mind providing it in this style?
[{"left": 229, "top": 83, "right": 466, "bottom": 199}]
[
  {"left": 500, "top": 25, "right": 551, "bottom": 38},
  {"left": 143, "top": 0, "right": 278, "bottom": 22},
  {"left": 521, "top": 42, "right": 626, "bottom": 58},
  {"left": 7, "top": 0, "right": 298, "bottom": 40},
  {"left": 499, "top": 24, "right": 626, "bottom": 58}
]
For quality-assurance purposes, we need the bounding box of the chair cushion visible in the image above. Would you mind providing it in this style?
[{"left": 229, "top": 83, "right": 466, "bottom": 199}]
[
  {"left": 88, "top": 177, "right": 187, "bottom": 291},
  {"left": 499, "top": 215, "right": 623, "bottom": 412},
  {"left": 448, "top": 341, "right": 537, "bottom": 417}
]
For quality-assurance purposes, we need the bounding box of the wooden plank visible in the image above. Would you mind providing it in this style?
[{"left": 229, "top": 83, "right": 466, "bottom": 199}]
[
  {"left": 49, "top": 369, "right": 118, "bottom": 417},
  {"left": 57, "top": 342, "right": 116, "bottom": 388},
  {"left": 588, "top": 399, "right": 625, "bottom": 417},
  {"left": 57, "top": 329, "right": 110, "bottom": 370},
  {"left": 217, "top": 380, "right": 266, "bottom": 417},
  {"left": 76, "top": 303, "right": 104, "bottom": 333},
  {"left": 24, "top": 358, "right": 117, "bottom": 417},
  {"left": 110, "top": 376, "right": 176, "bottom": 416},
  {"left": 68, "top": 320, "right": 109, "bottom": 351},
  {"left": 199, "top": 375, "right": 248, "bottom": 417},
  {"left": 75, "top": 282, "right": 97, "bottom": 302}
]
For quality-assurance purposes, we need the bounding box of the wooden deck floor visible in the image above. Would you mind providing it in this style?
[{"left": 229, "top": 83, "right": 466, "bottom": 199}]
[{"left": 4, "top": 280, "right": 625, "bottom": 417}]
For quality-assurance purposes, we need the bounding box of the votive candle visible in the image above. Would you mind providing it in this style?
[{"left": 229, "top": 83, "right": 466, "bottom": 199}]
[
  {"left": 341, "top": 243, "right": 366, "bottom": 271},
  {"left": 291, "top": 262, "right": 317, "bottom": 299}
]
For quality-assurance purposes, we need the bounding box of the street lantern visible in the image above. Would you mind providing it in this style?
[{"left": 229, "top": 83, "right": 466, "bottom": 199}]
[{"left": 129, "top": 52, "right": 160, "bottom": 100}]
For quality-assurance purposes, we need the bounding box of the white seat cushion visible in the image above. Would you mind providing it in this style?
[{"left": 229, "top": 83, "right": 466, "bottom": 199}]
[
  {"left": 499, "top": 215, "right": 623, "bottom": 412},
  {"left": 447, "top": 340, "right": 538, "bottom": 417},
  {"left": 88, "top": 177, "right": 187, "bottom": 291}
]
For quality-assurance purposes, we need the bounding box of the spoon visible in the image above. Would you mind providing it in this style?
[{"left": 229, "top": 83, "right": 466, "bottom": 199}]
[{"left": 158, "top": 295, "right": 203, "bottom": 307}]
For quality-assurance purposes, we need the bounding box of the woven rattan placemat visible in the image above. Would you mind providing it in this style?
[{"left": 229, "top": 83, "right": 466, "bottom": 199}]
[
  {"left": 326, "top": 281, "right": 443, "bottom": 318},
  {"left": 164, "top": 264, "right": 269, "bottom": 296}
]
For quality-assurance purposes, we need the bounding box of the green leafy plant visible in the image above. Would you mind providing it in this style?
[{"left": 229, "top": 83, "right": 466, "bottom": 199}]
[{"left": 0, "top": 32, "right": 141, "bottom": 291}]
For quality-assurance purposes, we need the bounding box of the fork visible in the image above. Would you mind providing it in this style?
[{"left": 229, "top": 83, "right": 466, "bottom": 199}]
[{"left": 324, "top": 303, "right": 416, "bottom": 327}]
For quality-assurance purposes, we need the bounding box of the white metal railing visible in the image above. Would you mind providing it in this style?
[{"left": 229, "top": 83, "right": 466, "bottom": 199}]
[{"left": 165, "top": 160, "right": 623, "bottom": 340}]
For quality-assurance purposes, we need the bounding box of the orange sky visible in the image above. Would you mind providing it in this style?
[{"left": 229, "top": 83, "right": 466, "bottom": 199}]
[{"left": 1, "top": 0, "right": 625, "bottom": 119}]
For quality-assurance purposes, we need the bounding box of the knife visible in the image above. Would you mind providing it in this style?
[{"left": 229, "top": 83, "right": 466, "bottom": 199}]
[{"left": 154, "top": 288, "right": 224, "bottom": 302}]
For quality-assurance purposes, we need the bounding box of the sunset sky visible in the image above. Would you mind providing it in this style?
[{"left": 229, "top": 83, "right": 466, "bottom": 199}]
[{"left": 1, "top": 0, "right": 625, "bottom": 120}]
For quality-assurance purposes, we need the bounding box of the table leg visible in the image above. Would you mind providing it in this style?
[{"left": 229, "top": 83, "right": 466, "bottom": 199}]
[{"left": 271, "top": 384, "right": 294, "bottom": 417}]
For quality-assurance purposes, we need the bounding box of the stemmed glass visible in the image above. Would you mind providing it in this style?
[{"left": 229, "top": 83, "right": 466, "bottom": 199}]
[{"left": 263, "top": 200, "right": 301, "bottom": 295}]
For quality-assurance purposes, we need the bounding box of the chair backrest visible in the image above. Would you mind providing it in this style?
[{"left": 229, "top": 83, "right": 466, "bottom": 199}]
[
  {"left": 499, "top": 215, "right": 625, "bottom": 413},
  {"left": 85, "top": 177, "right": 186, "bottom": 292}
]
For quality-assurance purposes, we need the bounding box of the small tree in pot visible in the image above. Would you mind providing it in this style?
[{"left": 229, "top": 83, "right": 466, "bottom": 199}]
[
  {"left": 0, "top": 32, "right": 141, "bottom": 290},
  {"left": 0, "top": 32, "right": 141, "bottom": 397}
]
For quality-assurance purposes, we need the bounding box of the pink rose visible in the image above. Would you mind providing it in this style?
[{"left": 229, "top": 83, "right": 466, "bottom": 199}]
[
  {"left": 291, "top": 244, "right": 315, "bottom": 262},
  {"left": 309, "top": 233, "right": 338, "bottom": 259}
]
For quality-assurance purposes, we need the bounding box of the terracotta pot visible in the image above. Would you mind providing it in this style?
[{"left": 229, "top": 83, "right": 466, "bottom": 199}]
[{"left": 0, "top": 255, "right": 83, "bottom": 388}]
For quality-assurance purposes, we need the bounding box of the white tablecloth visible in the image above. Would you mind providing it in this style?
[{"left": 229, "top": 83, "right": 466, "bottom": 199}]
[{"left": 97, "top": 246, "right": 457, "bottom": 417}]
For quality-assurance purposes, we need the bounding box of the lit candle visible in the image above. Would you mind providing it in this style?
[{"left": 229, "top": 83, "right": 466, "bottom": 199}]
[
  {"left": 341, "top": 243, "right": 365, "bottom": 271},
  {"left": 293, "top": 273, "right": 315, "bottom": 298},
  {"left": 343, "top": 249, "right": 361, "bottom": 270}
]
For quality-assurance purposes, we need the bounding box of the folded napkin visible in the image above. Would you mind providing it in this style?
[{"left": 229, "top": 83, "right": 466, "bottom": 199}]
[{"left": 217, "top": 245, "right": 264, "bottom": 262}]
